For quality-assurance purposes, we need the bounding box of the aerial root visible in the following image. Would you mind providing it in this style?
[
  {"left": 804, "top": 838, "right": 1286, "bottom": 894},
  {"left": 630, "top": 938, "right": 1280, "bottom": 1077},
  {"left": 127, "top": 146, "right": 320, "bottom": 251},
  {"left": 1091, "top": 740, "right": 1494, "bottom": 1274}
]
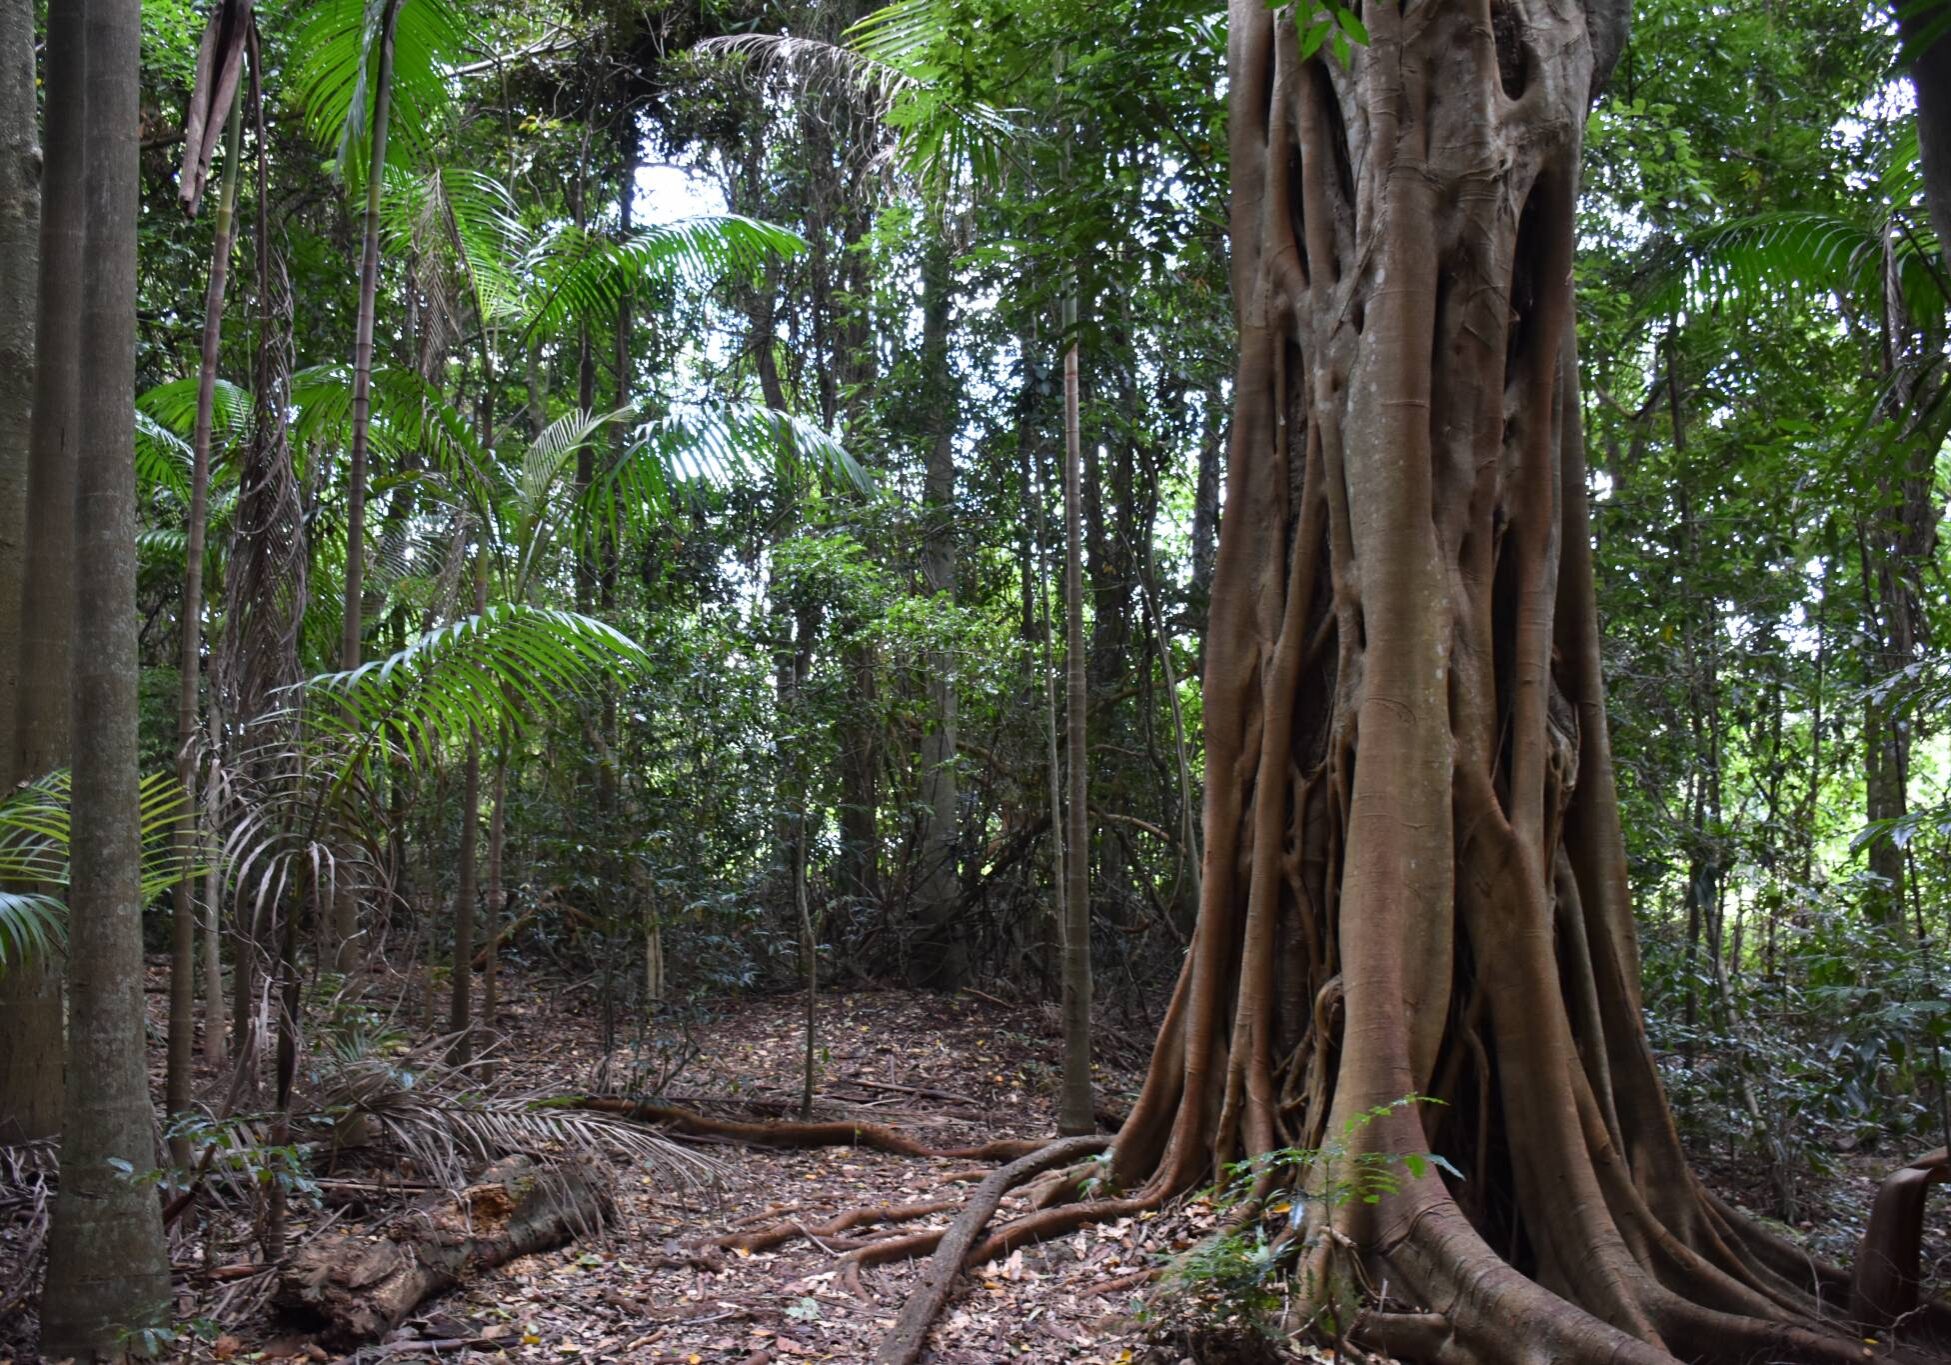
[{"left": 572, "top": 1095, "right": 1046, "bottom": 1161}]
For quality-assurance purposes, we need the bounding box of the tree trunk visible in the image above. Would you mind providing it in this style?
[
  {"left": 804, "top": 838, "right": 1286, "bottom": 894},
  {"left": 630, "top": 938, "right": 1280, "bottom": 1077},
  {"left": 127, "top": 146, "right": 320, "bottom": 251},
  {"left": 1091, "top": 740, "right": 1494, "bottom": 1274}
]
[
  {"left": 1900, "top": 0, "right": 1951, "bottom": 260},
  {"left": 0, "top": 0, "right": 38, "bottom": 1133},
  {"left": 0, "top": 0, "right": 32, "bottom": 801},
  {"left": 1059, "top": 5, "right": 1902, "bottom": 1358},
  {"left": 1058, "top": 315, "right": 1094, "bottom": 1136},
  {"left": 448, "top": 551, "right": 487, "bottom": 1065},
  {"left": 40, "top": 0, "right": 173, "bottom": 1353},
  {"left": 911, "top": 234, "right": 964, "bottom": 987},
  {"left": 335, "top": 0, "right": 403, "bottom": 972},
  {"left": 169, "top": 91, "right": 244, "bottom": 1169},
  {"left": 0, "top": 0, "right": 81, "bottom": 1147},
  {"left": 1189, "top": 377, "right": 1223, "bottom": 657}
]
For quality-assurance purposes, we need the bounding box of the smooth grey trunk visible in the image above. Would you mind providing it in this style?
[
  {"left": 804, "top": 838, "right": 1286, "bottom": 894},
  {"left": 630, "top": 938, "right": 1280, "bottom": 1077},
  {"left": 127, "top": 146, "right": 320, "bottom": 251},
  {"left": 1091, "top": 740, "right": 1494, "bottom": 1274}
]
[
  {"left": 336, "top": 0, "right": 403, "bottom": 971},
  {"left": 169, "top": 93, "right": 244, "bottom": 1167},
  {"left": 40, "top": 0, "right": 173, "bottom": 1354},
  {"left": 1057, "top": 320, "right": 1094, "bottom": 1136},
  {"left": 1035, "top": 435, "right": 1067, "bottom": 1001},
  {"left": 912, "top": 235, "right": 963, "bottom": 987},
  {"left": 0, "top": 0, "right": 81, "bottom": 1145}
]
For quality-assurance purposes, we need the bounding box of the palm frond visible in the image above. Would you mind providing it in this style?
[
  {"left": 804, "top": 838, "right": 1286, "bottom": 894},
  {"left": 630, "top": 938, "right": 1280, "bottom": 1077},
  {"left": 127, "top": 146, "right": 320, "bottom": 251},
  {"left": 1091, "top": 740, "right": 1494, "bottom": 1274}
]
[
  {"left": 317, "top": 1045, "right": 724, "bottom": 1193},
  {"left": 138, "top": 374, "right": 253, "bottom": 444},
  {"left": 292, "top": 0, "right": 464, "bottom": 184},
  {"left": 519, "top": 216, "right": 805, "bottom": 341},
  {"left": 699, "top": 2, "right": 1020, "bottom": 198},
  {"left": 0, "top": 893, "right": 64, "bottom": 974},
  {"left": 0, "top": 770, "right": 209, "bottom": 974},
  {"left": 296, "top": 605, "right": 648, "bottom": 778},
  {"left": 1643, "top": 212, "right": 1947, "bottom": 326}
]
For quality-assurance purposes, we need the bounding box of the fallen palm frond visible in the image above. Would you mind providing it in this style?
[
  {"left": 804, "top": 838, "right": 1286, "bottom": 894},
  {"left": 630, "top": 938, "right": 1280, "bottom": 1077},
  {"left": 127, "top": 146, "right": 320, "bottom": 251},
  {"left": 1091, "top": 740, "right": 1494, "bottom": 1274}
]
[
  {"left": 0, "top": 1141, "right": 56, "bottom": 1318},
  {"left": 315, "top": 1039, "right": 726, "bottom": 1195}
]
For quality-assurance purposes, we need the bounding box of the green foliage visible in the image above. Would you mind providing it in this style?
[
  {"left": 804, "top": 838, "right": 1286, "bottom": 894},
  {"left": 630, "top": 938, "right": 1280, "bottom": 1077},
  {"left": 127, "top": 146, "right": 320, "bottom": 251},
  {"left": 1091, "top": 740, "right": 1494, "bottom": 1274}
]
[
  {"left": 300, "top": 605, "right": 649, "bottom": 771},
  {"left": 291, "top": 0, "right": 466, "bottom": 185},
  {"left": 0, "top": 770, "right": 209, "bottom": 975}
]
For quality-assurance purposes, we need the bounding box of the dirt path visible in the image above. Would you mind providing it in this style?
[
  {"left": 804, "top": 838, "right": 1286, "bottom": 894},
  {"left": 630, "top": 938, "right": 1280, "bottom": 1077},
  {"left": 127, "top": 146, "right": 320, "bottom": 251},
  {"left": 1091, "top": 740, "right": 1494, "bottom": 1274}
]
[{"left": 80, "top": 971, "right": 1199, "bottom": 1364}]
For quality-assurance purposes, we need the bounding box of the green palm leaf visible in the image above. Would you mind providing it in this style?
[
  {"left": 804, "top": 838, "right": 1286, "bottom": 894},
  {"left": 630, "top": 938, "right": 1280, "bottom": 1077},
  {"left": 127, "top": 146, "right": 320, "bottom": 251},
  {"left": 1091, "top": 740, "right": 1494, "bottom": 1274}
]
[
  {"left": 582, "top": 403, "right": 872, "bottom": 543},
  {"left": 1644, "top": 212, "right": 1947, "bottom": 326},
  {"left": 0, "top": 770, "right": 208, "bottom": 974},
  {"left": 292, "top": 0, "right": 464, "bottom": 184},
  {"left": 519, "top": 216, "right": 806, "bottom": 342},
  {"left": 297, "top": 605, "right": 649, "bottom": 777}
]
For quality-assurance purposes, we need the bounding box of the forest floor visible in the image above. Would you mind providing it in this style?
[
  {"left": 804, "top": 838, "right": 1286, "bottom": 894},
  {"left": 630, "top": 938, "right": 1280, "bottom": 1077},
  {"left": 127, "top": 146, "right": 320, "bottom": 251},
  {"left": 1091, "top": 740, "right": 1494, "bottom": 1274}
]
[{"left": 0, "top": 962, "right": 1942, "bottom": 1364}]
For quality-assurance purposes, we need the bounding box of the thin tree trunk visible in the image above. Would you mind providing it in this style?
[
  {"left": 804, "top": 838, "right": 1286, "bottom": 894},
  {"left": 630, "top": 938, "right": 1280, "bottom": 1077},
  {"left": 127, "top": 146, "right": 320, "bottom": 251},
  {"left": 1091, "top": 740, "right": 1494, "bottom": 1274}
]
[
  {"left": 169, "top": 92, "right": 244, "bottom": 1169},
  {"left": 0, "top": 0, "right": 81, "bottom": 1145},
  {"left": 40, "top": 1, "right": 173, "bottom": 1353},
  {"left": 1057, "top": 308, "right": 1094, "bottom": 1136},
  {"left": 202, "top": 698, "right": 226, "bottom": 1068},
  {"left": 448, "top": 551, "right": 487, "bottom": 1065},
  {"left": 481, "top": 746, "right": 505, "bottom": 1065},
  {"left": 912, "top": 234, "right": 964, "bottom": 987},
  {"left": 335, "top": 0, "right": 403, "bottom": 972}
]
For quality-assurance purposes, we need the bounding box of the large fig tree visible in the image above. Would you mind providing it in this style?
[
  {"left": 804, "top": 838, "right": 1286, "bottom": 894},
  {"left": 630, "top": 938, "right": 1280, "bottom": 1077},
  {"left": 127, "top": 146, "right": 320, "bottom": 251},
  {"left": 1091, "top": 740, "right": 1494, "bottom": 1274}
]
[{"left": 990, "top": 3, "right": 1947, "bottom": 1359}]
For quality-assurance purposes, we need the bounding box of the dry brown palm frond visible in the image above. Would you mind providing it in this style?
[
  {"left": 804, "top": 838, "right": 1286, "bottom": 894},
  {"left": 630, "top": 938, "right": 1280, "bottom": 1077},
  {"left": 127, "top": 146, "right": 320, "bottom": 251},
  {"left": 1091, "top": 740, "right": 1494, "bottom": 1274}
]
[
  {"left": 313, "top": 1042, "right": 725, "bottom": 1197},
  {"left": 0, "top": 1140, "right": 56, "bottom": 1317}
]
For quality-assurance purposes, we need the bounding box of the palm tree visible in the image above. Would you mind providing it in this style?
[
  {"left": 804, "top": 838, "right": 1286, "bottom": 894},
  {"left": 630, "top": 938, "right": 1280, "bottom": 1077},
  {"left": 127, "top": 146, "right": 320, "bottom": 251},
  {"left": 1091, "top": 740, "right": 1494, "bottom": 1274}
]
[
  {"left": 291, "top": 0, "right": 464, "bottom": 968},
  {"left": 39, "top": 0, "right": 171, "bottom": 1352},
  {"left": 0, "top": 0, "right": 81, "bottom": 1147}
]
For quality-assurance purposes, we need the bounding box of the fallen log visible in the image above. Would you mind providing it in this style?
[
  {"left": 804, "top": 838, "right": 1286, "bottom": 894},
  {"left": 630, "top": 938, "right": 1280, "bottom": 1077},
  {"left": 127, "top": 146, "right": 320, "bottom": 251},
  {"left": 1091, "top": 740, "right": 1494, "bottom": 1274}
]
[{"left": 277, "top": 1156, "right": 607, "bottom": 1345}]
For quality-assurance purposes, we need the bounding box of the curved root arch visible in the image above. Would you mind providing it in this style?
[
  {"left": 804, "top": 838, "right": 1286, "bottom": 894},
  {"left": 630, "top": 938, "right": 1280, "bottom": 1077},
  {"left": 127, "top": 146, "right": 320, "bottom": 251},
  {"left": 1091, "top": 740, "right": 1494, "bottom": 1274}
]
[{"left": 1059, "top": 3, "right": 1951, "bottom": 1362}]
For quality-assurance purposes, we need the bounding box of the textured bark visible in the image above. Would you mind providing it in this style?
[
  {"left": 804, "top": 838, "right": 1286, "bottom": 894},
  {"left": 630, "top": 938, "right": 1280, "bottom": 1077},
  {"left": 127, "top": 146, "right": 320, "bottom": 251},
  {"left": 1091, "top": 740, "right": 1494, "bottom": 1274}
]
[
  {"left": 0, "top": 0, "right": 39, "bottom": 1130},
  {"left": 39, "top": 0, "right": 173, "bottom": 1354},
  {"left": 1038, "top": 4, "right": 1933, "bottom": 1359},
  {"left": 1900, "top": 0, "right": 1951, "bottom": 262},
  {"left": 278, "top": 1158, "right": 606, "bottom": 1346},
  {"left": 0, "top": 0, "right": 33, "bottom": 795},
  {"left": 911, "top": 234, "right": 965, "bottom": 987},
  {"left": 1, "top": 0, "right": 81, "bottom": 1147}
]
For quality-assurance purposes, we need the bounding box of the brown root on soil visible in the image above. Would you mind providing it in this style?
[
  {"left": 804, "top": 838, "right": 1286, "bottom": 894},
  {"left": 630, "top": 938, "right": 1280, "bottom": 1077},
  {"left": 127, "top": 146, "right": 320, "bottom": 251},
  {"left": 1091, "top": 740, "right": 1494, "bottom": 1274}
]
[
  {"left": 573, "top": 1095, "right": 1045, "bottom": 1162},
  {"left": 873, "top": 1134, "right": 1105, "bottom": 1365},
  {"left": 276, "top": 1156, "right": 606, "bottom": 1345}
]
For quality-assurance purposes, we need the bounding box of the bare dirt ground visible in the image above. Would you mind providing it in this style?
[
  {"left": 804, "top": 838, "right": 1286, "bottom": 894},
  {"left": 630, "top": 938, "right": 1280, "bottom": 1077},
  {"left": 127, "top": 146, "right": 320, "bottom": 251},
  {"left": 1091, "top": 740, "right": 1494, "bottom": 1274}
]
[{"left": 1, "top": 961, "right": 1941, "bottom": 1364}]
